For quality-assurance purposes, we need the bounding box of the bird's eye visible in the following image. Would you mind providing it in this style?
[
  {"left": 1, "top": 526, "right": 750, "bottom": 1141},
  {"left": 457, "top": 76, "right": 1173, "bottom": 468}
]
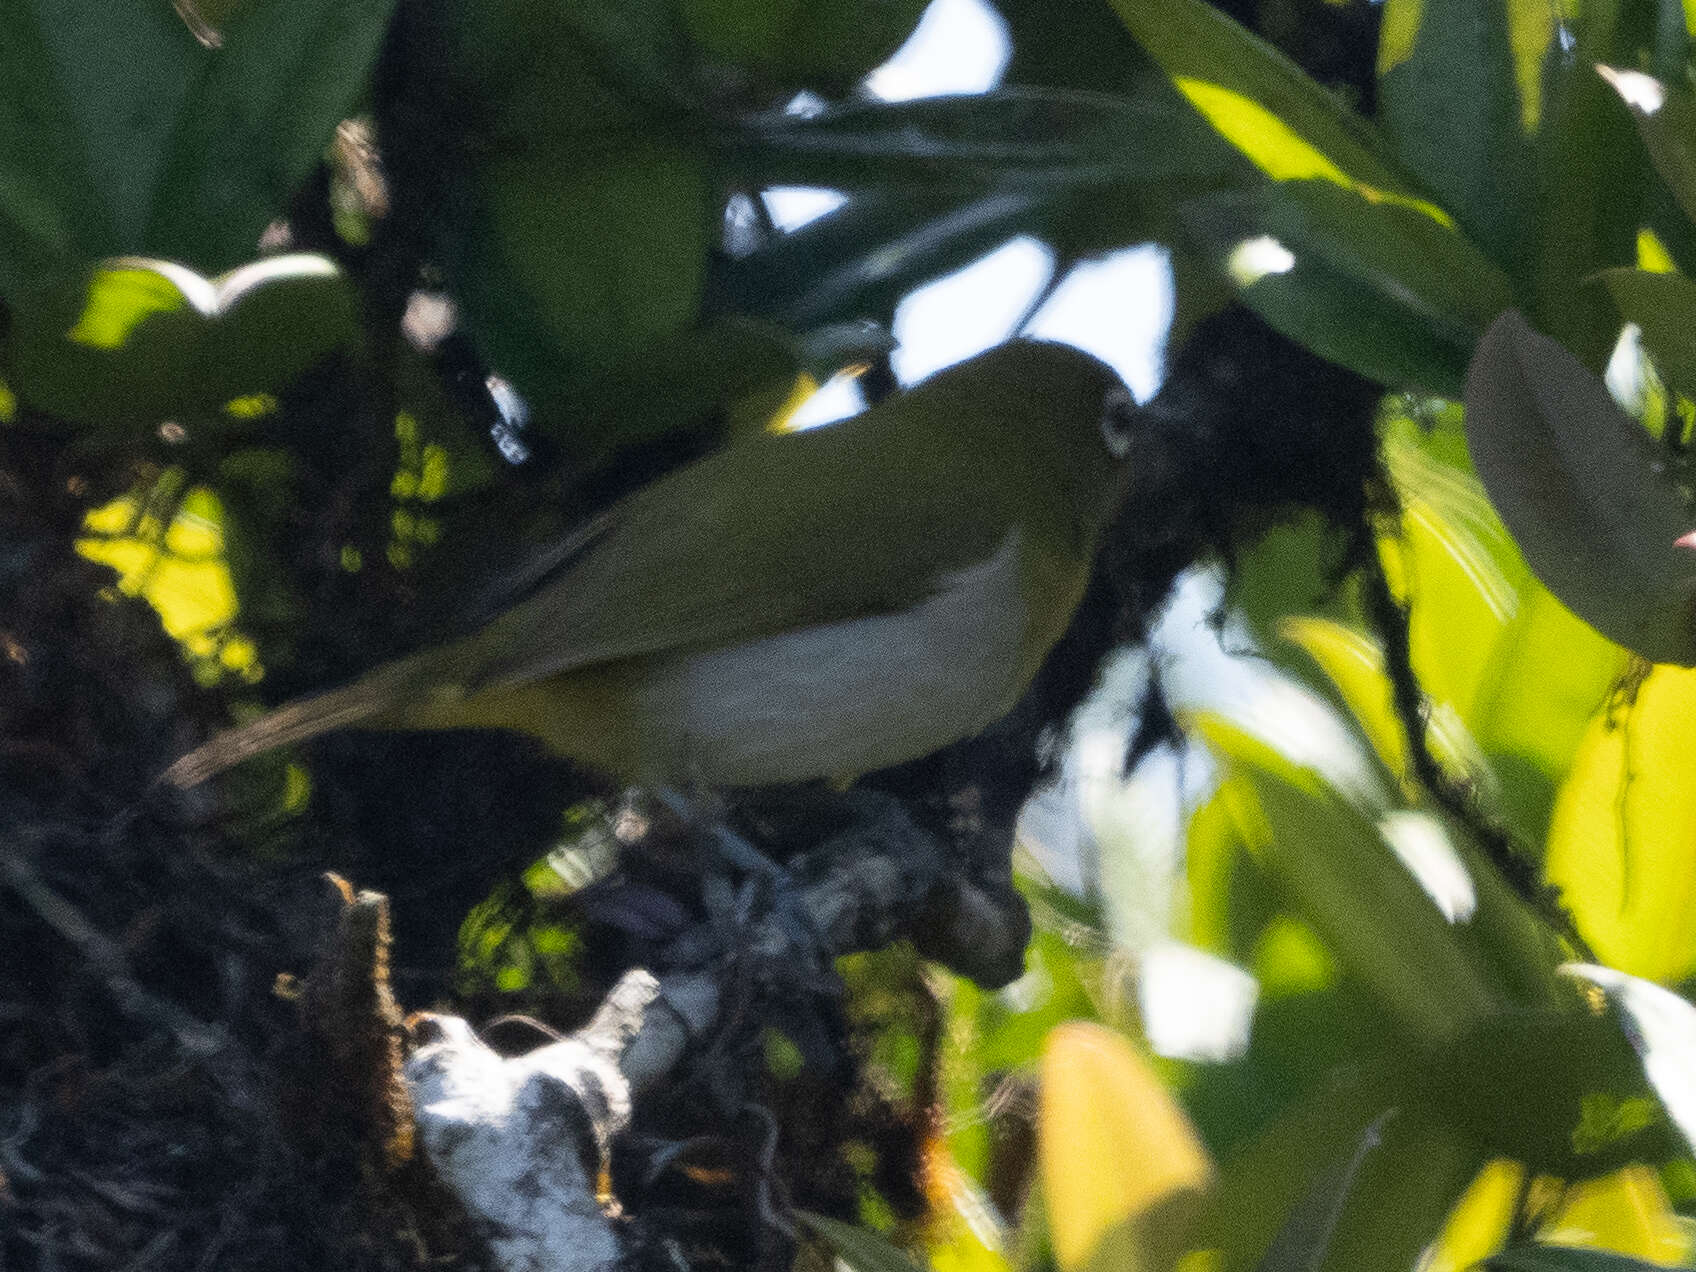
[{"left": 1099, "top": 383, "right": 1137, "bottom": 459}]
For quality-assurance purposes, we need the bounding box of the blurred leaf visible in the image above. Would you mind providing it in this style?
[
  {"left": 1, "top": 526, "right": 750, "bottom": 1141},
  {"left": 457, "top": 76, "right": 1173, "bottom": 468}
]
[
  {"left": 723, "top": 88, "right": 1230, "bottom": 192},
  {"left": 1250, "top": 1111, "right": 1390, "bottom": 1272},
  {"left": 11, "top": 0, "right": 203, "bottom": 253},
  {"left": 1194, "top": 727, "right": 1501, "bottom": 1041},
  {"left": 679, "top": 0, "right": 928, "bottom": 93},
  {"left": 1546, "top": 668, "right": 1696, "bottom": 983},
  {"left": 713, "top": 189, "right": 1048, "bottom": 330},
  {"left": 1547, "top": 1167, "right": 1691, "bottom": 1265},
  {"left": 1379, "top": 410, "right": 1626, "bottom": 841},
  {"left": 1109, "top": 0, "right": 1420, "bottom": 197},
  {"left": 1039, "top": 1022, "right": 1214, "bottom": 1272},
  {"left": 1598, "top": 267, "right": 1696, "bottom": 405},
  {"left": 1181, "top": 178, "right": 1510, "bottom": 395},
  {"left": 1596, "top": 66, "right": 1696, "bottom": 230},
  {"left": 148, "top": 0, "right": 400, "bottom": 269},
  {"left": 1486, "top": 1248, "right": 1684, "bottom": 1271},
  {"left": 5, "top": 254, "right": 357, "bottom": 428},
  {"left": 1279, "top": 616, "right": 1478, "bottom": 791},
  {"left": 452, "top": 143, "right": 713, "bottom": 444},
  {"left": 1569, "top": 963, "right": 1696, "bottom": 1157},
  {"left": 1463, "top": 310, "right": 1696, "bottom": 667},
  {"left": 800, "top": 1211, "right": 928, "bottom": 1272},
  {"left": 1375, "top": 0, "right": 1540, "bottom": 271},
  {"left": 1425, "top": 1007, "right": 1665, "bottom": 1178},
  {"left": 0, "top": 8, "right": 115, "bottom": 295}
]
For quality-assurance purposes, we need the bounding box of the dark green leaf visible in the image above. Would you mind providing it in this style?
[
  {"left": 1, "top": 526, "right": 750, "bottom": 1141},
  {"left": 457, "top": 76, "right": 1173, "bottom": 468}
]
[
  {"left": 679, "top": 0, "right": 928, "bottom": 93},
  {"left": 1596, "top": 65, "right": 1696, "bottom": 230},
  {"left": 798, "top": 1212, "right": 927, "bottom": 1272},
  {"left": 148, "top": 0, "right": 401, "bottom": 269},
  {"left": 1251, "top": 1112, "right": 1391, "bottom": 1272},
  {"left": 1375, "top": 0, "right": 1540, "bottom": 273},
  {"left": 1598, "top": 266, "right": 1696, "bottom": 404},
  {"left": 1463, "top": 309, "right": 1696, "bottom": 665},
  {"left": 720, "top": 88, "right": 1231, "bottom": 192},
  {"left": 1181, "top": 179, "right": 1512, "bottom": 394}
]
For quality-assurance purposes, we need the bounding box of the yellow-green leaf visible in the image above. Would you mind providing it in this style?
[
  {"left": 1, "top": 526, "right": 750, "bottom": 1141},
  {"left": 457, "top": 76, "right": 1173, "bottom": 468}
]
[
  {"left": 1039, "top": 1023, "right": 1214, "bottom": 1272},
  {"left": 1547, "top": 667, "right": 1696, "bottom": 982}
]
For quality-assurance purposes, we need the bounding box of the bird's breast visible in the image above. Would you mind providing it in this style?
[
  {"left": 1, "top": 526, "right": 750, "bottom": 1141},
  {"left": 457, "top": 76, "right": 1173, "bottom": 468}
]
[{"left": 624, "top": 529, "right": 1087, "bottom": 785}]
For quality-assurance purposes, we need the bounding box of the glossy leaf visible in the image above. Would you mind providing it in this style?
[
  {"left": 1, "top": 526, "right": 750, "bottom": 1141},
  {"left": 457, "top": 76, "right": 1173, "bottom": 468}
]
[
  {"left": 1038, "top": 1023, "right": 1214, "bottom": 1272},
  {"left": 1463, "top": 310, "right": 1696, "bottom": 666},
  {"left": 147, "top": 0, "right": 400, "bottom": 269},
  {"left": 1598, "top": 267, "right": 1696, "bottom": 405},
  {"left": 4, "top": 254, "right": 357, "bottom": 427},
  {"left": 1546, "top": 669, "right": 1696, "bottom": 983},
  {"left": 1108, "top": 0, "right": 1419, "bottom": 197}
]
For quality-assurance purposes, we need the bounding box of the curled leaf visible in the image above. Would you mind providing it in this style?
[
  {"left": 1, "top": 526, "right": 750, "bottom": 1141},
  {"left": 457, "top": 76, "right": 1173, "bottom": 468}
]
[{"left": 1462, "top": 310, "right": 1696, "bottom": 665}]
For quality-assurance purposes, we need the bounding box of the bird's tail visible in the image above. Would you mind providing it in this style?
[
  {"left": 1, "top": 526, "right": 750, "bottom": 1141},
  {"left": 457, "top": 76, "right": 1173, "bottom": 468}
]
[{"left": 160, "top": 656, "right": 431, "bottom": 789}]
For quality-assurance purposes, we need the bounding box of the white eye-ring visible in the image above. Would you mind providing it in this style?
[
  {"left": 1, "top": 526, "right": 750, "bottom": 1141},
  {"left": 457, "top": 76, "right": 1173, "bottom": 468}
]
[{"left": 1100, "top": 383, "right": 1137, "bottom": 459}]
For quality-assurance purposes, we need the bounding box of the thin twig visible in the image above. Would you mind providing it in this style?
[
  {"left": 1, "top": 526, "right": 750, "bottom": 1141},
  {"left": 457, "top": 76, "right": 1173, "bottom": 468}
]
[{"left": 1360, "top": 559, "right": 1596, "bottom": 960}]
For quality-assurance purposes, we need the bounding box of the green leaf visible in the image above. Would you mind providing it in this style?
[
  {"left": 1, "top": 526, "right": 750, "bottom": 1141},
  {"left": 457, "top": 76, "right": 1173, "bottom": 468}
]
[
  {"left": 5, "top": 254, "right": 357, "bottom": 428},
  {"left": 1375, "top": 0, "right": 1541, "bottom": 273},
  {"left": 453, "top": 143, "right": 713, "bottom": 432},
  {"left": 148, "top": 0, "right": 401, "bottom": 269},
  {"left": 1250, "top": 1113, "right": 1391, "bottom": 1272},
  {"left": 721, "top": 88, "right": 1231, "bottom": 193},
  {"left": 799, "top": 1212, "right": 927, "bottom": 1272},
  {"left": 679, "top": 0, "right": 928, "bottom": 93},
  {"left": 1108, "top": 0, "right": 1422, "bottom": 198},
  {"left": 1598, "top": 267, "right": 1696, "bottom": 405},
  {"left": 1193, "top": 726, "right": 1502, "bottom": 1041},
  {"left": 714, "top": 189, "right": 1049, "bottom": 329},
  {"left": 1547, "top": 672, "right": 1696, "bottom": 984},
  {"left": 1596, "top": 65, "right": 1696, "bottom": 230},
  {"left": 1039, "top": 1023, "right": 1214, "bottom": 1272},
  {"left": 1463, "top": 309, "right": 1696, "bottom": 666},
  {"left": 1180, "top": 178, "right": 1511, "bottom": 395},
  {"left": 1486, "top": 1247, "right": 1684, "bottom": 1271},
  {"left": 1565, "top": 965, "right": 1696, "bottom": 1159}
]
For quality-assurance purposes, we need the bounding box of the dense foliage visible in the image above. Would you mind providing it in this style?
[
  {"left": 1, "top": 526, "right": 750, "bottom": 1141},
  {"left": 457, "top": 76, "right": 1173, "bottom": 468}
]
[{"left": 8, "top": 1, "right": 1696, "bottom": 1271}]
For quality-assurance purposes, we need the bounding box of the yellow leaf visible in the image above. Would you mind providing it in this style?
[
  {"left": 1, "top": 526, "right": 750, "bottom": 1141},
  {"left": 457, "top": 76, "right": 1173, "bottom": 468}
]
[
  {"left": 1547, "top": 666, "right": 1696, "bottom": 982},
  {"left": 1039, "top": 1023, "right": 1214, "bottom": 1272},
  {"left": 1424, "top": 1158, "right": 1521, "bottom": 1272}
]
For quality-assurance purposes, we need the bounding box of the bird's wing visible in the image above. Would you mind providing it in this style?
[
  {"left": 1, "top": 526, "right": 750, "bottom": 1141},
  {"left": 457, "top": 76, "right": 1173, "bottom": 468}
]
[{"left": 446, "top": 411, "right": 1026, "bottom": 696}]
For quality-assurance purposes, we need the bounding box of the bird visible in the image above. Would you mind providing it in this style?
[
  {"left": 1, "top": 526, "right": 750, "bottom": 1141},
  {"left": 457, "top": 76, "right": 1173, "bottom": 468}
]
[{"left": 163, "top": 339, "right": 1138, "bottom": 790}]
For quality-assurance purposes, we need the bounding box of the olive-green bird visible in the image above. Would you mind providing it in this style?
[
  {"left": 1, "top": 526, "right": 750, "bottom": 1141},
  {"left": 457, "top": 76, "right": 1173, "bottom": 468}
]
[{"left": 164, "top": 340, "right": 1136, "bottom": 790}]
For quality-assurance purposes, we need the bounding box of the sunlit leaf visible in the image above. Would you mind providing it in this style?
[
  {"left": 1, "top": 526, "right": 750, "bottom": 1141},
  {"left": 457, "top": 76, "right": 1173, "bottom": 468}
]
[
  {"left": 4, "top": 254, "right": 356, "bottom": 428},
  {"left": 1039, "top": 1022, "right": 1214, "bottom": 1272},
  {"left": 1108, "top": 0, "right": 1418, "bottom": 197},
  {"left": 1546, "top": 668, "right": 1696, "bottom": 983},
  {"left": 1463, "top": 310, "right": 1696, "bottom": 667}
]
